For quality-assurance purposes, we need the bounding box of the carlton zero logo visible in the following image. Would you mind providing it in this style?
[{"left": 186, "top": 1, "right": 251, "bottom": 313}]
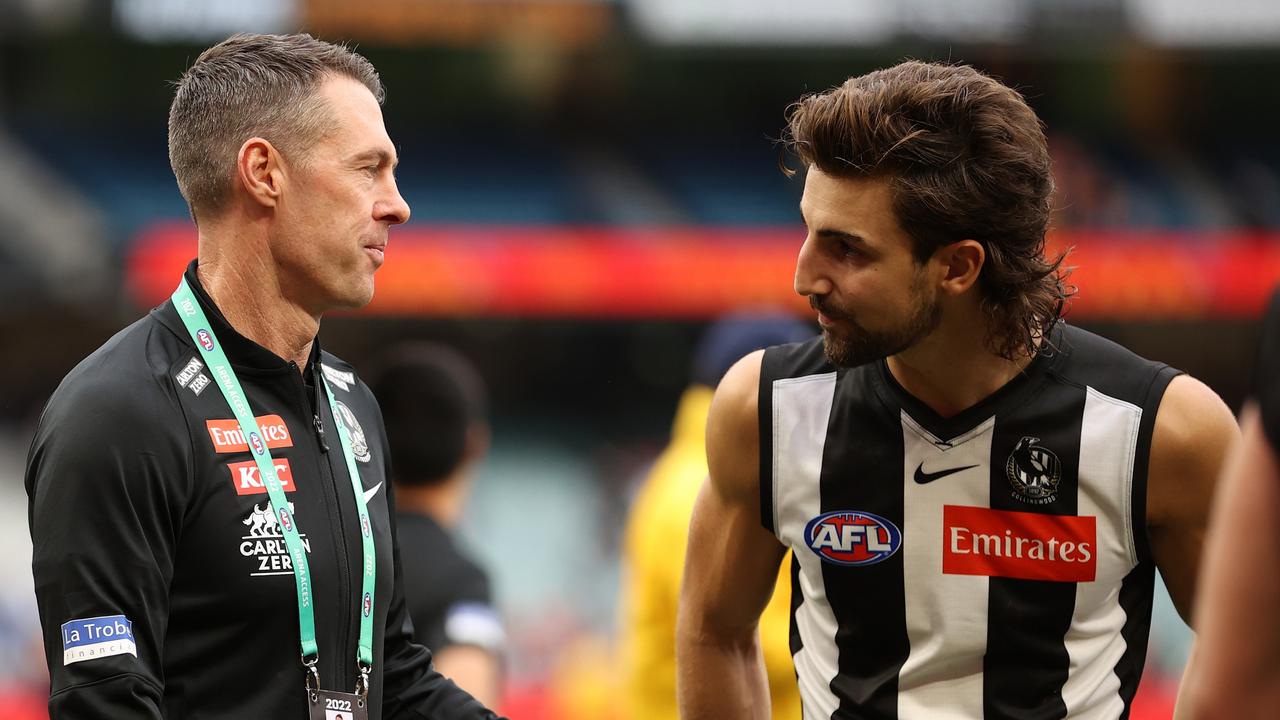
[
  {"left": 805, "top": 510, "right": 902, "bottom": 566},
  {"left": 228, "top": 459, "right": 297, "bottom": 495},
  {"left": 173, "top": 357, "right": 211, "bottom": 397},
  {"left": 206, "top": 415, "right": 294, "bottom": 453},
  {"left": 943, "top": 505, "right": 1097, "bottom": 582},
  {"left": 241, "top": 501, "right": 310, "bottom": 576}
]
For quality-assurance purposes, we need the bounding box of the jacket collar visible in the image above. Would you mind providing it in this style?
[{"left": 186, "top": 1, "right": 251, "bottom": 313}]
[{"left": 160, "top": 259, "right": 321, "bottom": 373}]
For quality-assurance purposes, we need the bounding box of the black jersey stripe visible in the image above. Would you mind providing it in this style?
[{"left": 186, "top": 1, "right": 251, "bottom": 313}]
[
  {"left": 1114, "top": 364, "right": 1180, "bottom": 717},
  {"left": 1114, "top": 562, "right": 1155, "bottom": 720},
  {"left": 760, "top": 352, "right": 778, "bottom": 535},
  {"left": 982, "top": 381, "right": 1087, "bottom": 720},
  {"left": 818, "top": 370, "right": 910, "bottom": 719},
  {"left": 788, "top": 553, "right": 804, "bottom": 660}
]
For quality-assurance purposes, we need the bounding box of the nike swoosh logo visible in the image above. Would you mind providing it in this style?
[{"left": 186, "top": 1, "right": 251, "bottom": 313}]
[
  {"left": 914, "top": 463, "right": 978, "bottom": 484},
  {"left": 362, "top": 481, "right": 383, "bottom": 505}
]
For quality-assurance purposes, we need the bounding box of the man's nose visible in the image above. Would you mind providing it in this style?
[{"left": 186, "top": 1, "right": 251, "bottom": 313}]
[{"left": 794, "top": 235, "right": 832, "bottom": 298}]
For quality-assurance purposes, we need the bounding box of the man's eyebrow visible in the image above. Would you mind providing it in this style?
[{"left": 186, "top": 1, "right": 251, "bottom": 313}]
[
  {"left": 351, "top": 149, "right": 399, "bottom": 169},
  {"left": 801, "top": 208, "right": 868, "bottom": 245},
  {"left": 815, "top": 228, "right": 868, "bottom": 245}
]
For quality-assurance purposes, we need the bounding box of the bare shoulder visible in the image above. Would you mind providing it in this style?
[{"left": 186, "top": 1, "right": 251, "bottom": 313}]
[
  {"left": 1152, "top": 376, "right": 1239, "bottom": 471},
  {"left": 1149, "top": 374, "right": 1240, "bottom": 521},
  {"left": 705, "top": 350, "right": 765, "bottom": 505}
]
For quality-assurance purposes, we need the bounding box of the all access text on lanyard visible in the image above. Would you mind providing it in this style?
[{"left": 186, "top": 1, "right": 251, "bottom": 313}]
[{"left": 171, "top": 278, "right": 378, "bottom": 709}]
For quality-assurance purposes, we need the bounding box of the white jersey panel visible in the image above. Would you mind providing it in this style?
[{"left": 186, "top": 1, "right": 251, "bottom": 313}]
[
  {"left": 1060, "top": 387, "right": 1143, "bottom": 718},
  {"left": 771, "top": 372, "right": 840, "bottom": 720},
  {"left": 897, "top": 414, "right": 995, "bottom": 719}
]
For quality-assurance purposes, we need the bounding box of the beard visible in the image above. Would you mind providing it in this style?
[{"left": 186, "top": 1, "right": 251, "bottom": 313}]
[{"left": 812, "top": 279, "right": 942, "bottom": 369}]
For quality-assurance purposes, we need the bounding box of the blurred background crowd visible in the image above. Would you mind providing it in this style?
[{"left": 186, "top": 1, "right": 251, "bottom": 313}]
[{"left": 2, "top": 0, "right": 1280, "bottom": 717}]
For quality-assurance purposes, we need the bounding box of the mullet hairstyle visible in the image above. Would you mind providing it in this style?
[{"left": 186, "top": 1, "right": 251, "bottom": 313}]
[
  {"left": 168, "top": 33, "right": 384, "bottom": 222},
  {"left": 783, "top": 60, "right": 1072, "bottom": 361}
]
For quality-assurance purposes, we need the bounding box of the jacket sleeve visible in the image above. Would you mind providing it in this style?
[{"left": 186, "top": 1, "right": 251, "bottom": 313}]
[
  {"left": 26, "top": 376, "right": 190, "bottom": 719},
  {"left": 380, "top": 477, "right": 505, "bottom": 720}
]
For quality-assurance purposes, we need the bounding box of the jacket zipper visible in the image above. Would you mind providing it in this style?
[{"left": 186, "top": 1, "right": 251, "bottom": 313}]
[
  {"left": 291, "top": 361, "right": 354, "bottom": 691},
  {"left": 313, "top": 361, "right": 358, "bottom": 692}
]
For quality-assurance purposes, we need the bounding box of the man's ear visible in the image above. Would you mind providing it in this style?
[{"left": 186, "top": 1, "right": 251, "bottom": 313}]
[
  {"left": 235, "top": 137, "right": 284, "bottom": 209},
  {"left": 934, "top": 239, "right": 985, "bottom": 296}
]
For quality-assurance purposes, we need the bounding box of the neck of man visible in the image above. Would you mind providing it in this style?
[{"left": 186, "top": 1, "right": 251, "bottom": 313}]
[
  {"left": 196, "top": 236, "right": 320, "bottom": 372},
  {"left": 394, "top": 473, "right": 469, "bottom": 529},
  {"left": 885, "top": 300, "right": 1038, "bottom": 419}
]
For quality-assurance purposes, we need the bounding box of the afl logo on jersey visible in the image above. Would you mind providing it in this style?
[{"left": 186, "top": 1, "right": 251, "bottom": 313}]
[
  {"left": 1006, "top": 436, "right": 1062, "bottom": 505},
  {"left": 804, "top": 510, "right": 902, "bottom": 567},
  {"left": 196, "top": 329, "right": 215, "bottom": 351}
]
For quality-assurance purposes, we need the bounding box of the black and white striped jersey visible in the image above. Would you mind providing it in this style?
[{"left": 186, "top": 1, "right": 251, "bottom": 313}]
[{"left": 758, "top": 323, "right": 1180, "bottom": 720}]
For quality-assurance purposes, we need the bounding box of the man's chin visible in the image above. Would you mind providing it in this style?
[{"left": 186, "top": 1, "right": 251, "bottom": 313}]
[
  {"left": 328, "top": 282, "right": 375, "bottom": 312},
  {"left": 821, "top": 330, "right": 888, "bottom": 369}
]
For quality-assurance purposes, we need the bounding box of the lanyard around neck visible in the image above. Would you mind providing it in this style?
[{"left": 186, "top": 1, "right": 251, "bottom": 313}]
[{"left": 170, "top": 277, "right": 377, "bottom": 691}]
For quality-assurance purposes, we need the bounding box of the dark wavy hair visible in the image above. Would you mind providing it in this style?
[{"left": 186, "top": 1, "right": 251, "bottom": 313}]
[{"left": 783, "top": 60, "right": 1072, "bottom": 361}]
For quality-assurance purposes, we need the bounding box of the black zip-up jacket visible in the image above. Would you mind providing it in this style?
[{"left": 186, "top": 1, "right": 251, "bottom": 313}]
[{"left": 27, "top": 262, "right": 502, "bottom": 720}]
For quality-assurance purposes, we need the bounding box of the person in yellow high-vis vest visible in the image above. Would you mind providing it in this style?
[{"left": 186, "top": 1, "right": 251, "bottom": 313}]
[{"left": 620, "top": 314, "right": 811, "bottom": 720}]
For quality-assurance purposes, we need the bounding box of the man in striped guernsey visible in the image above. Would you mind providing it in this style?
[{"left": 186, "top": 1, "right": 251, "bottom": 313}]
[{"left": 676, "top": 61, "right": 1240, "bottom": 720}]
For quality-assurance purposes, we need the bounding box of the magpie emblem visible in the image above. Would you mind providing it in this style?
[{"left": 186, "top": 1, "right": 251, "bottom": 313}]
[{"left": 1006, "top": 436, "right": 1061, "bottom": 505}]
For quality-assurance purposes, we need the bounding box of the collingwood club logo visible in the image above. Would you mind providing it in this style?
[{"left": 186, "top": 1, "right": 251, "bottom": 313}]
[
  {"left": 1006, "top": 436, "right": 1062, "bottom": 505},
  {"left": 333, "top": 401, "right": 371, "bottom": 463},
  {"left": 240, "top": 501, "right": 310, "bottom": 576}
]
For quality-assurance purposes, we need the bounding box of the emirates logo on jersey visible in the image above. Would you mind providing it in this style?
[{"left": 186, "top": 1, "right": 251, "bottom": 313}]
[
  {"left": 943, "top": 505, "right": 1096, "bottom": 582},
  {"left": 1006, "top": 436, "right": 1061, "bottom": 505},
  {"left": 206, "top": 415, "right": 294, "bottom": 453}
]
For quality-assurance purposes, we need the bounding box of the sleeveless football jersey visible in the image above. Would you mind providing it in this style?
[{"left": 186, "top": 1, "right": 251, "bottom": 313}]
[{"left": 758, "top": 324, "right": 1180, "bottom": 720}]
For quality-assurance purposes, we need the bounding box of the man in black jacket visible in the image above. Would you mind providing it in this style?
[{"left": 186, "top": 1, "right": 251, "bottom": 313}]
[
  {"left": 372, "top": 344, "right": 504, "bottom": 707},
  {"left": 26, "top": 33, "right": 502, "bottom": 720}
]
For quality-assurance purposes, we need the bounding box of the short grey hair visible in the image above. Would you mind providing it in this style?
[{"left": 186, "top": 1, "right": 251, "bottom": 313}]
[{"left": 168, "top": 33, "right": 384, "bottom": 221}]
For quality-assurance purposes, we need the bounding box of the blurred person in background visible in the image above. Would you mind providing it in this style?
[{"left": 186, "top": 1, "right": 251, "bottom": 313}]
[
  {"left": 619, "top": 312, "right": 812, "bottom": 720},
  {"left": 677, "top": 61, "right": 1239, "bottom": 720},
  {"left": 1180, "top": 289, "right": 1280, "bottom": 719},
  {"left": 25, "top": 33, "right": 500, "bottom": 719},
  {"left": 371, "top": 344, "right": 504, "bottom": 708}
]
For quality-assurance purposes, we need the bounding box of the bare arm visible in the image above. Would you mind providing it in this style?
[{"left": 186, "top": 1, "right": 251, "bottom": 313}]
[
  {"left": 1178, "top": 406, "right": 1280, "bottom": 720},
  {"left": 676, "top": 351, "right": 788, "bottom": 720},
  {"left": 1147, "top": 374, "right": 1240, "bottom": 623}
]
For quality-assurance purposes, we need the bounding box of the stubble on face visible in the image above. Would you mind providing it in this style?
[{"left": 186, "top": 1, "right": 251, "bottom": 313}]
[
  {"left": 812, "top": 268, "right": 942, "bottom": 368},
  {"left": 277, "top": 75, "right": 398, "bottom": 313}
]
